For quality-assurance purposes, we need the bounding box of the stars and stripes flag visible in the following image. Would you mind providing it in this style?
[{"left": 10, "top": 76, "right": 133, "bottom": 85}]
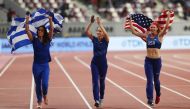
[
  {"left": 155, "top": 10, "right": 175, "bottom": 34},
  {"left": 124, "top": 10, "right": 174, "bottom": 34},
  {"left": 125, "top": 14, "right": 153, "bottom": 34},
  {"left": 7, "top": 8, "right": 64, "bottom": 52}
]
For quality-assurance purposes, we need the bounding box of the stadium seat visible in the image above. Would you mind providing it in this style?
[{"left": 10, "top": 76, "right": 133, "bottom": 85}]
[{"left": 11, "top": 0, "right": 190, "bottom": 22}]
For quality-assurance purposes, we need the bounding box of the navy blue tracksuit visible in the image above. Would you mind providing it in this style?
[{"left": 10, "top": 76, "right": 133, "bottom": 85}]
[
  {"left": 32, "top": 37, "right": 51, "bottom": 103},
  {"left": 145, "top": 35, "right": 162, "bottom": 102},
  {"left": 91, "top": 36, "right": 108, "bottom": 101},
  {"left": 144, "top": 57, "right": 162, "bottom": 101}
]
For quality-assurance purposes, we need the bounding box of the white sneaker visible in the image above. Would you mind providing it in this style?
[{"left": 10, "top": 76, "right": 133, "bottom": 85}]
[
  {"left": 94, "top": 100, "right": 100, "bottom": 107},
  {"left": 100, "top": 99, "right": 103, "bottom": 106}
]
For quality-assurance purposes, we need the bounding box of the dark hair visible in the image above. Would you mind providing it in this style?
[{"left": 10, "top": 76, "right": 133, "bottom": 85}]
[
  {"left": 37, "top": 26, "right": 50, "bottom": 45},
  {"left": 26, "top": 11, "right": 30, "bottom": 16}
]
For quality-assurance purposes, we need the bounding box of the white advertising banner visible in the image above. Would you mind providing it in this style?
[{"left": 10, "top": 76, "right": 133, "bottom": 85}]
[{"left": 0, "top": 36, "right": 190, "bottom": 53}]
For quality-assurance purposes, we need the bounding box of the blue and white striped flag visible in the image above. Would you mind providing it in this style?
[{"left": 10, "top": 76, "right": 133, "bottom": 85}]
[
  {"left": 7, "top": 18, "right": 37, "bottom": 52},
  {"left": 7, "top": 8, "right": 64, "bottom": 52},
  {"left": 30, "top": 8, "right": 64, "bottom": 32}
]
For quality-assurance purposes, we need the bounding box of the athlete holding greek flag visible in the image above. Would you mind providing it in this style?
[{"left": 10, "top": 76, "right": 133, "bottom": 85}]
[{"left": 25, "top": 14, "right": 54, "bottom": 108}]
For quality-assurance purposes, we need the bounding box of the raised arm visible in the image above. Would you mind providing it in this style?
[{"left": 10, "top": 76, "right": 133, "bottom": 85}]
[
  {"left": 25, "top": 16, "right": 33, "bottom": 41},
  {"left": 96, "top": 17, "right": 109, "bottom": 43},
  {"left": 85, "top": 15, "right": 95, "bottom": 40},
  {"left": 158, "top": 10, "right": 171, "bottom": 38},
  {"left": 129, "top": 18, "right": 147, "bottom": 41},
  {"left": 48, "top": 16, "right": 54, "bottom": 39}
]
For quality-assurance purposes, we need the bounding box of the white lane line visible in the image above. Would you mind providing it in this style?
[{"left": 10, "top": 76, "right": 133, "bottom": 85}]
[
  {"left": 112, "top": 56, "right": 190, "bottom": 100},
  {"left": 164, "top": 58, "right": 190, "bottom": 66},
  {"left": 134, "top": 55, "right": 190, "bottom": 73},
  {"left": 115, "top": 56, "right": 190, "bottom": 83},
  {"left": 173, "top": 54, "right": 190, "bottom": 61},
  {"left": 74, "top": 56, "right": 152, "bottom": 109},
  {"left": 29, "top": 76, "right": 35, "bottom": 109},
  {"left": 54, "top": 57, "right": 92, "bottom": 109},
  {"left": 162, "top": 63, "right": 190, "bottom": 72},
  {"left": 0, "top": 57, "right": 16, "bottom": 77}
]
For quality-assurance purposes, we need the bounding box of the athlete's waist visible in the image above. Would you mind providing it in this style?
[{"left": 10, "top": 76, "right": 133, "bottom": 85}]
[
  {"left": 145, "top": 56, "right": 161, "bottom": 60},
  {"left": 93, "top": 54, "right": 106, "bottom": 58},
  {"left": 147, "top": 49, "right": 160, "bottom": 57},
  {"left": 33, "top": 56, "right": 51, "bottom": 64},
  {"left": 92, "top": 56, "right": 107, "bottom": 62}
]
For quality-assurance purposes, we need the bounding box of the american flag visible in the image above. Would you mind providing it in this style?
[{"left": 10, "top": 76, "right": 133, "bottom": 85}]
[
  {"left": 155, "top": 10, "right": 174, "bottom": 34},
  {"left": 125, "top": 14, "right": 153, "bottom": 34},
  {"left": 125, "top": 10, "right": 174, "bottom": 34}
]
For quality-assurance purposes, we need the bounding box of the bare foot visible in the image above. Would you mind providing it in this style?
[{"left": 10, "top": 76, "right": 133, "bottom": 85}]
[
  {"left": 43, "top": 95, "right": 48, "bottom": 105},
  {"left": 36, "top": 102, "right": 42, "bottom": 109}
]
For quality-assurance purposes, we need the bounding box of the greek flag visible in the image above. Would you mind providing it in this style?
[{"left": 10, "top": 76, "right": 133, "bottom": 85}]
[
  {"left": 30, "top": 8, "right": 64, "bottom": 32},
  {"left": 7, "top": 18, "right": 37, "bottom": 52},
  {"left": 7, "top": 8, "right": 64, "bottom": 52}
]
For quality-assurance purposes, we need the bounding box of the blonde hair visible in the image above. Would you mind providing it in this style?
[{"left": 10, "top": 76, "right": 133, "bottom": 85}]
[{"left": 151, "top": 21, "right": 160, "bottom": 33}]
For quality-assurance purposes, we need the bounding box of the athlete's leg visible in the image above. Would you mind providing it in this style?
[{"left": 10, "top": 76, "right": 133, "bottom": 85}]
[
  {"left": 32, "top": 63, "right": 43, "bottom": 104},
  {"left": 99, "top": 64, "right": 108, "bottom": 100},
  {"left": 144, "top": 57, "right": 154, "bottom": 104},
  {"left": 91, "top": 63, "right": 100, "bottom": 101},
  {"left": 153, "top": 58, "right": 162, "bottom": 104},
  {"left": 42, "top": 63, "right": 50, "bottom": 105}
]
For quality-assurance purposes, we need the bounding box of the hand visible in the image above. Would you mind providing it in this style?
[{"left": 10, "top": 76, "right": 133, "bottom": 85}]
[
  {"left": 26, "top": 16, "right": 30, "bottom": 23},
  {"left": 126, "top": 14, "right": 131, "bottom": 19},
  {"left": 96, "top": 17, "right": 101, "bottom": 25},
  {"left": 48, "top": 16, "right": 52, "bottom": 21},
  {"left": 90, "top": 15, "right": 95, "bottom": 23},
  {"left": 128, "top": 17, "right": 132, "bottom": 25},
  {"left": 166, "top": 10, "right": 171, "bottom": 18}
]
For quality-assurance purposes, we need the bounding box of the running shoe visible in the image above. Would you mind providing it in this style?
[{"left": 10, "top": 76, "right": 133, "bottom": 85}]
[
  {"left": 147, "top": 100, "right": 154, "bottom": 106},
  {"left": 155, "top": 96, "right": 160, "bottom": 104},
  {"left": 94, "top": 100, "right": 100, "bottom": 107}
]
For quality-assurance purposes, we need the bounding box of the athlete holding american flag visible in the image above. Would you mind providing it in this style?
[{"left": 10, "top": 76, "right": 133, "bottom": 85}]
[{"left": 126, "top": 10, "right": 174, "bottom": 106}]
